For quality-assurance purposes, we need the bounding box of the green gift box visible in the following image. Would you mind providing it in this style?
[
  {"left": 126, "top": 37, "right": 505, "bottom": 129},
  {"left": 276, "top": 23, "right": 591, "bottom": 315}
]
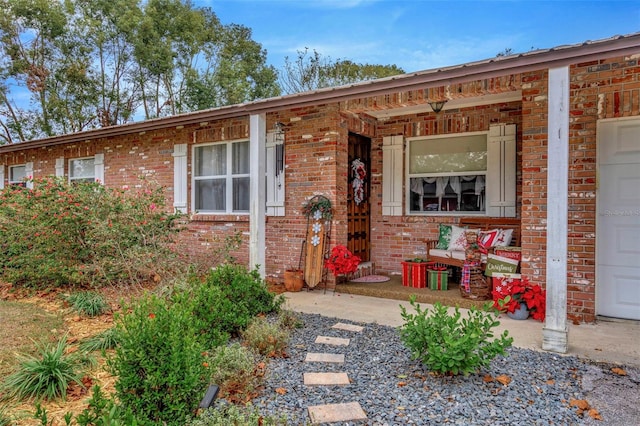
[{"left": 428, "top": 268, "right": 448, "bottom": 290}]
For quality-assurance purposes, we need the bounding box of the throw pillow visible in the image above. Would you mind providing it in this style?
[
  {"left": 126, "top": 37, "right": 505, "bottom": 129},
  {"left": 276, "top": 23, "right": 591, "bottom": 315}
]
[
  {"left": 435, "top": 224, "right": 452, "bottom": 249},
  {"left": 478, "top": 229, "right": 499, "bottom": 254},
  {"left": 494, "top": 228, "right": 514, "bottom": 247},
  {"left": 448, "top": 225, "right": 469, "bottom": 251}
]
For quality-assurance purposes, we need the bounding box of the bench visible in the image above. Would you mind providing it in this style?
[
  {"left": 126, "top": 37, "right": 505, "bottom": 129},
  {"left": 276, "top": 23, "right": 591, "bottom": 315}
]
[{"left": 425, "top": 217, "right": 521, "bottom": 271}]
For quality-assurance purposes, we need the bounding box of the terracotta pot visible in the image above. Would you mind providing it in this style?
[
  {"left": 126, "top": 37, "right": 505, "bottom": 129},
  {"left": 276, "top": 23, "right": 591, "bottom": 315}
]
[{"left": 284, "top": 269, "right": 304, "bottom": 292}]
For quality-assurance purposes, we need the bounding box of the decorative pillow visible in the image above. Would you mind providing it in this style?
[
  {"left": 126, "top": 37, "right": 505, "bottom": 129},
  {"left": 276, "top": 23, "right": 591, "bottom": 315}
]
[
  {"left": 435, "top": 224, "right": 452, "bottom": 249},
  {"left": 493, "top": 228, "right": 514, "bottom": 247},
  {"left": 478, "top": 229, "right": 500, "bottom": 253},
  {"left": 448, "top": 225, "right": 469, "bottom": 251}
]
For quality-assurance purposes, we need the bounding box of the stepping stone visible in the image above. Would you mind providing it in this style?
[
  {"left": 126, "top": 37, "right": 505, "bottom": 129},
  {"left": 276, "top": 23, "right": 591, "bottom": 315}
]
[
  {"left": 304, "top": 372, "right": 350, "bottom": 386},
  {"left": 308, "top": 402, "right": 367, "bottom": 423},
  {"left": 305, "top": 352, "right": 345, "bottom": 363},
  {"left": 315, "top": 335, "right": 350, "bottom": 346},
  {"left": 332, "top": 322, "right": 364, "bottom": 332}
]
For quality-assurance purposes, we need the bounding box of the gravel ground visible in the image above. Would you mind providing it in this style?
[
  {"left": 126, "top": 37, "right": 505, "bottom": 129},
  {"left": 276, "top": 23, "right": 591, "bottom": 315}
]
[{"left": 251, "top": 312, "right": 639, "bottom": 425}]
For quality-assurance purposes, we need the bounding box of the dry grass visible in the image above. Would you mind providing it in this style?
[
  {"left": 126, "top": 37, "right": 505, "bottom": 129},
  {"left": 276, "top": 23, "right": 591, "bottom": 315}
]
[{"left": 0, "top": 282, "right": 153, "bottom": 425}]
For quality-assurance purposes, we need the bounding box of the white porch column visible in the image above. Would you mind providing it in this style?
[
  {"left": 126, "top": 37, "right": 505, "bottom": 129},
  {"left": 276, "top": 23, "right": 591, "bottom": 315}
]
[
  {"left": 543, "top": 66, "right": 569, "bottom": 353},
  {"left": 249, "top": 114, "right": 266, "bottom": 277}
]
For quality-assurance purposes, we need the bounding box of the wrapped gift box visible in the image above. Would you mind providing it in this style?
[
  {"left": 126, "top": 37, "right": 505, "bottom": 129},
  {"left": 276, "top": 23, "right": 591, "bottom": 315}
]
[
  {"left": 491, "top": 273, "right": 522, "bottom": 301},
  {"left": 494, "top": 247, "right": 522, "bottom": 262},
  {"left": 485, "top": 254, "right": 519, "bottom": 277},
  {"left": 428, "top": 267, "right": 449, "bottom": 290},
  {"left": 401, "top": 261, "right": 433, "bottom": 288}
]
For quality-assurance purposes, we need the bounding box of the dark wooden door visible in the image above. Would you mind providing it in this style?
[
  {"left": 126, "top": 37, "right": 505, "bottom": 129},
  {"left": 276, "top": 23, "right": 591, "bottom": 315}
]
[{"left": 347, "top": 133, "right": 371, "bottom": 262}]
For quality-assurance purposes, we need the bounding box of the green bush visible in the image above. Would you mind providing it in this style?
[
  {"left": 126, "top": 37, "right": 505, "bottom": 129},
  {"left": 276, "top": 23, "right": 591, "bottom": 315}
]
[
  {"left": 242, "top": 317, "right": 290, "bottom": 357},
  {"left": 185, "top": 264, "right": 283, "bottom": 337},
  {"left": 399, "top": 298, "right": 513, "bottom": 376},
  {"left": 64, "top": 291, "right": 110, "bottom": 317},
  {"left": 189, "top": 402, "right": 288, "bottom": 426},
  {"left": 1, "top": 334, "right": 95, "bottom": 401},
  {"left": 0, "top": 177, "right": 182, "bottom": 289},
  {"left": 207, "top": 343, "right": 259, "bottom": 395},
  {"left": 109, "top": 294, "right": 208, "bottom": 426},
  {"left": 73, "top": 385, "right": 143, "bottom": 426}
]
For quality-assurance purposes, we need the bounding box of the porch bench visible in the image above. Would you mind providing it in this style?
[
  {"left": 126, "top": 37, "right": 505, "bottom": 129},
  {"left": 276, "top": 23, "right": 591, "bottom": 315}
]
[{"left": 425, "top": 217, "right": 521, "bottom": 271}]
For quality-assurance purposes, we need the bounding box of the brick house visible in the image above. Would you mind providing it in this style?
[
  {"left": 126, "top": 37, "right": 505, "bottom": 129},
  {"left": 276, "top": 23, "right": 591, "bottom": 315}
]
[{"left": 1, "top": 33, "right": 639, "bottom": 352}]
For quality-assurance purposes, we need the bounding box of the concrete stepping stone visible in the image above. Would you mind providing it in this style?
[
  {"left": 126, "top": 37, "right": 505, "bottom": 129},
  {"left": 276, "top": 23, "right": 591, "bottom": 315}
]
[
  {"left": 303, "top": 372, "right": 350, "bottom": 385},
  {"left": 305, "top": 352, "right": 345, "bottom": 363},
  {"left": 315, "top": 335, "right": 350, "bottom": 346},
  {"left": 332, "top": 322, "right": 364, "bottom": 332},
  {"left": 308, "top": 401, "right": 367, "bottom": 423}
]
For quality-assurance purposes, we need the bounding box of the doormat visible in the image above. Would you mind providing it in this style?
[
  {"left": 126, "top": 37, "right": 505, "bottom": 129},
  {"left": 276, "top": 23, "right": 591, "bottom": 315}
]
[{"left": 350, "top": 275, "right": 390, "bottom": 283}]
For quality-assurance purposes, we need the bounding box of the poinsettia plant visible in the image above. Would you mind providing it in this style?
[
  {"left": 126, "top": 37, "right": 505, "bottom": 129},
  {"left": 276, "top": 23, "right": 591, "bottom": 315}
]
[
  {"left": 325, "top": 245, "right": 361, "bottom": 277},
  {"left": 492, "top": 276, "right": 546, "bottom": 322}
]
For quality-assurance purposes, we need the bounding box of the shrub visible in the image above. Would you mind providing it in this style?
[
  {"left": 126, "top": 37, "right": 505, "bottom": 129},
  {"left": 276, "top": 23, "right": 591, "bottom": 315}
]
[
  {"left": 109, "top": 294, "right": 208, "bottom": 426},
  {"left": 186, "top": 264, "right": 283, "bottom": 337},
  {"left": 73, "top": 385, "right": 142, "bottom": 426},
  {"left": 0, "top": 177, "right": 182, "bottom": 289},
  {"left": 1, "top": 334, "right": 94, "bottom": 401},
  {"left": 277, "top": 309, "right": 303, "bottom": 330},
  {"left": 399, "top": 298, "right": 513, "bottom": 376},
  {"left": 188, "top": 401, "right": 288, "bottom": 426},
  {"left": 207, "top": 343, "right": 262, "bottom": 403},
  {"left": 64, "top": 291, "right": 110, "bottom": 317},
  {"left": 78, "top": 328, "right": 120, "bottom": 353},
  {"left": 242, "top": 317, "right": 290, "bottom": 357}
]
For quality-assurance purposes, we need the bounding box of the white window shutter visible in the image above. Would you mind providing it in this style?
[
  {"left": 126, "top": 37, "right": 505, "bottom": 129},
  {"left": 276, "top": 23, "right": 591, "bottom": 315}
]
[
  {"left": 94, "top": 154, "right": 105, "bottom": 184},
  {"left": 0, "top": 166, "right": 4, "bottom": 189},
  {"left": 486, "top": 124, "right": 516, "bottom": 217},
  {"left": 25, "top": 162, "right": 33, "bottom": 189},
  {"left": 55, "top": 157, "right": 65, "bottom": 177},
  {"left": 382, "top": 135, "right": 403, "bottom": 216},
  {"left": 266, "top": 131, "right": 285, "bottom": 216},
  {"left": 173, "top": 144, "right": 188, "bottom": 213}
]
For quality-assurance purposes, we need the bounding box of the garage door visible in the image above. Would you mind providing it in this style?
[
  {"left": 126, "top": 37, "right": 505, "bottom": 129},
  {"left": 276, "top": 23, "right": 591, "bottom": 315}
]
[{"left": 596, "top": 118, "right": 640, "bottom": 320}]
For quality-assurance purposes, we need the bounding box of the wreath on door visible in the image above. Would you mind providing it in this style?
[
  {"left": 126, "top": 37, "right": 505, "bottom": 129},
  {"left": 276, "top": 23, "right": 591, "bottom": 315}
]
[{"left": 351, "top": 158, "right": 366, "bottom": 205}]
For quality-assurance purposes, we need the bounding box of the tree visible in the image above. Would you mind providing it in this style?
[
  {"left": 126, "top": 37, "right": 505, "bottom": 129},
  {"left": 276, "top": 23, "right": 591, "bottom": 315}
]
[
  {"left": 279, "top": 48, "right": 404, "bottom": 94},
  {"left": 0, "top": 0, "right": 280, "bottom": 143}
]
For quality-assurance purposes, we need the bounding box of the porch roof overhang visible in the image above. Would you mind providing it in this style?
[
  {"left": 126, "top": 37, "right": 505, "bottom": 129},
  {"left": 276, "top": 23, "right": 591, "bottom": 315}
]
[{"left": 2, "top": 32, "right": 640, "bottom": 154}]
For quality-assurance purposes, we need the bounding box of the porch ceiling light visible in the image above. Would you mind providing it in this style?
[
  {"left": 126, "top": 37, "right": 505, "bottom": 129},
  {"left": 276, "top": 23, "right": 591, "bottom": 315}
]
[{"left": 428, "top": 100, "right": 447, "bottom": 113}]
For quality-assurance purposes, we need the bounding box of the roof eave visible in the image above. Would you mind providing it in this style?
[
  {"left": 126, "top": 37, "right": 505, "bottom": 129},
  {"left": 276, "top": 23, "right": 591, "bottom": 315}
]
[{"left": 2, "top": 33, "right": 639, "bottom": 154}]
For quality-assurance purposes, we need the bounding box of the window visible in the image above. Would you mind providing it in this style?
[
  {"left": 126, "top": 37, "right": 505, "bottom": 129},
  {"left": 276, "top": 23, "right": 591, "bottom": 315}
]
[
  {"left": 408, "top": 133, "right": 487, "bottom": 214},
  {"left": 193, "top": 140, "right": 250, "bottom": 213},
  {"left": 9, "top": 165, "right": 27, "bottom": 187},
  {"left": 399, "top": 124, "right": 516, "bottom": 217},
  {"left": 69, "top": 157, "right": 96, "bottom": 183}
]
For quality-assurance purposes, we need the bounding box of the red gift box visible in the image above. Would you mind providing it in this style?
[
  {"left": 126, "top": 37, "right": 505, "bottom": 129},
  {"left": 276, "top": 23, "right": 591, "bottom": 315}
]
[
  {"left": 491, "top": 273, "right": 522, "bottom": 301},
  {"left": 401, "top": 261, "right": 433, "bottom": 288}
]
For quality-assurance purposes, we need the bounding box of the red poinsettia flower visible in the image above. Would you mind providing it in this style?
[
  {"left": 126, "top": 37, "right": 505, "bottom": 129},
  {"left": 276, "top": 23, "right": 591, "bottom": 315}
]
[
  {"left": 325, "top": 245, "right": 361, "bottom": 277},
  {"left": 492, "top": 276, "right": 546, "bottom": 322}
]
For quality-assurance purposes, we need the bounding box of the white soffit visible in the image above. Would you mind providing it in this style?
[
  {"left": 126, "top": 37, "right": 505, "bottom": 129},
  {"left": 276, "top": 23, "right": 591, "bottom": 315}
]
[{"left": 368, "top": 91, "right": 523, "bottom": 119}]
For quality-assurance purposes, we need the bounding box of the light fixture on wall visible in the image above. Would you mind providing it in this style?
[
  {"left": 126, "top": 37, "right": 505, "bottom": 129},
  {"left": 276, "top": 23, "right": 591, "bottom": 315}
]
[
  {"left": 274, "top": 121, "right": 285, "bottom": 143},
  {"left": 428, "top": 100, "right": 447, "bottom": 113}
]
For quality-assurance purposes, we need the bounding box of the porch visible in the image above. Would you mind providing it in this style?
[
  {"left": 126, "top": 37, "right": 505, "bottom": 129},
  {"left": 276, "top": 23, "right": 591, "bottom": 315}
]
[{"left": 334, "top": 274, "right": 488, "bottom": 311}]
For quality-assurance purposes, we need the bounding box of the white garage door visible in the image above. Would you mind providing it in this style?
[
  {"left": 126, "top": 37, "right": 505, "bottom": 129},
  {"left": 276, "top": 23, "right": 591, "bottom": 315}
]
[{"left": 596, "top": 118, "right": 640, "bottom": 320}]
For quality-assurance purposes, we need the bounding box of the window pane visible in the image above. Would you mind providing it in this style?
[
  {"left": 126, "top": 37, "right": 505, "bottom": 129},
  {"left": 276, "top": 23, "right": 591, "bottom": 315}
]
[
  {"left": 70, "top": 158, "right": 95, "bottom": 179},
  {"left": 409, "top": 175, "right": 485, "bottom": 213},
  {"left": 10, "top": 166, "right": 26, "bottom": 182},
  {"left": 232, "top": 141, "right": 249, "bottom": 175},
  {"left": 195, "top": 179, "right": 226, "bottom": 211},
  {"left": 233, "top": 177, "right": 249, "bottom": 212},
  {"left": 196, "top": 145, "right": 226, "bottom": 176},
  {"left": 410, "top": 135, "right": 487, "bottom": 174}
]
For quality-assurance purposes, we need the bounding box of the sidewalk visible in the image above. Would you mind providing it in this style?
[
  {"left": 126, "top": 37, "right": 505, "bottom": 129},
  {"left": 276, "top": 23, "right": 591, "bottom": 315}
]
[{"left": 283, "top": 290, "right": 640, "bottom": 368}]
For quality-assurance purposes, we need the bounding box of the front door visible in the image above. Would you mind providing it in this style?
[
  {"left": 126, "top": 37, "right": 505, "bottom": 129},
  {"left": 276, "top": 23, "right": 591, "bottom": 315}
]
[
  {"left": 348, "top": 133, "right": 371, "bottom": 262},
  {"left": 596, "top": 117, "right": 640, "bottom": 320}
]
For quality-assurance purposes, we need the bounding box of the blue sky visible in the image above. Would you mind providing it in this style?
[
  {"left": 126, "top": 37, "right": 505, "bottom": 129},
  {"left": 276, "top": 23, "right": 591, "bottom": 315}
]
[{"left": 201, "top": 0, "right": 640, "bottom": 73}]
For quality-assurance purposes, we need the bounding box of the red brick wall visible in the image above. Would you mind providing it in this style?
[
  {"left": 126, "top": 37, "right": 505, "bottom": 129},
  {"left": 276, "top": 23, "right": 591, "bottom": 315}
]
[{"left": 363, "top": 101, "right": 523, "bottom": 275}]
